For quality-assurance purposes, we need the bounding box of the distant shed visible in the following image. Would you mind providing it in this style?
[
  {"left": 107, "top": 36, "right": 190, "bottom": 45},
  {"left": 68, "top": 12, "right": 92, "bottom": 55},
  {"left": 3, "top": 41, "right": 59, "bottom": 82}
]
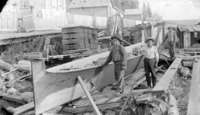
[{"left": 177, "top": 25, "right": 200, "bottom": 48}]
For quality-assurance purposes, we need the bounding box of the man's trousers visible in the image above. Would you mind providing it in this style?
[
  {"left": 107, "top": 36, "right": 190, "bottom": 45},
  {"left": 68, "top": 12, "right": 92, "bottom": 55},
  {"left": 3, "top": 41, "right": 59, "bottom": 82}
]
[
  {"left": 144, "top": 58, "right": 157, "bottom": 87},
  {"left": 114, "top": 61, "right": 125, "bottom": 89}
]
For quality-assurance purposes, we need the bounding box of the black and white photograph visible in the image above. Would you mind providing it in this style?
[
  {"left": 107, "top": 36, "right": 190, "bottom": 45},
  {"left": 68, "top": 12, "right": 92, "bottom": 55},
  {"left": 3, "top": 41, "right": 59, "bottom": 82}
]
[{"left": 0, "top": 0, "right": 199, "bottom": 115}]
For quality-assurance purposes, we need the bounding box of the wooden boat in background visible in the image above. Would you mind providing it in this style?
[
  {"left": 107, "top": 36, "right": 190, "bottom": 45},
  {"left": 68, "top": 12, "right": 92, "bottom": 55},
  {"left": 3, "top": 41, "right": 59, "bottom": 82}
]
[{"left": 32, "top": 43, "right": 144, "bottom": 114}]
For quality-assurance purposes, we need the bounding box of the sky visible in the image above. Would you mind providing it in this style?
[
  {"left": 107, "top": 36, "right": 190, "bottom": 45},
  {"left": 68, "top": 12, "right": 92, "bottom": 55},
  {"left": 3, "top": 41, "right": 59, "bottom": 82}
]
[{"left": 148, "top": 0, "right": 200, "bottom": 20}]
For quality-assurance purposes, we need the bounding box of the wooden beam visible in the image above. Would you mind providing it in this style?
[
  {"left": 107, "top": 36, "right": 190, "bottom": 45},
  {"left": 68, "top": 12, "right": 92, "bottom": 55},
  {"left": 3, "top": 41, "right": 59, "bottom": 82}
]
[
  {"left": 1, "top": 68, "right": 18, "bottom": 77},
  {"left": 177, "top": 55, "right": 200, "bottom": 60},
  {"left": 0, "top": 94, "right": 27, "bottom": 105},
  {"left": 0, "top": 59, "right": 14, "bottom": 71},
  {"left": 187, "top": 60, "right": 200, "bottom": 115},
  {"left": 3, "top": 102, "right": 34, "bottom": 115},
  {"left": 77, "top": 76, "right": 102, "bottom": 115},
  {"left": 177, "top": 48, "right": 200, "bottom": 52},
  {"left": 153, "top": 58, "right": 182, "bottom": 91},
  {"left": 63, "top": 101, "right": 121, "bottom": 114},
  {"left": 13, "top": 102, "right": 34, "bottom": 115}
]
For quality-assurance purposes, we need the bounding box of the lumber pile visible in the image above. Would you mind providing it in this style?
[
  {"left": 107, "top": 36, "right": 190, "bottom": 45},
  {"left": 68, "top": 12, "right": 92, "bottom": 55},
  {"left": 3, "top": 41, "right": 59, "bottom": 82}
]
[{"left": 0, "top": 58, "right": 33, "bottom": 115}]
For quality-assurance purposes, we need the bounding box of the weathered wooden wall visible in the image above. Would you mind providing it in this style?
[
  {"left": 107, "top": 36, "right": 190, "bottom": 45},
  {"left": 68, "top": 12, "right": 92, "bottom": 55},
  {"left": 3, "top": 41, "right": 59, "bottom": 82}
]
[
  {"left": 0, "top": 0, "right": 69, "bottom": 32},
  {"left": 31, "top": 0, "right": 68, "bottom": 30},
  {"left": 0, "top": 0, "right": 18, "bottom": 31},
  {"left": 0, "top": 32, "right": 62, "bottom": 64}
]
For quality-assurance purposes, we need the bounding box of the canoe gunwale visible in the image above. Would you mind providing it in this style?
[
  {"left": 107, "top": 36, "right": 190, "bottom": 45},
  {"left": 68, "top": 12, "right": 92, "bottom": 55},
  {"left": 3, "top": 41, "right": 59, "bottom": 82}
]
[
  {"left": 46, "top": 55, "right": 143, "bottom": 74},
  {"left": 47, "top": 43, "right": 143, "bottom": 73}
]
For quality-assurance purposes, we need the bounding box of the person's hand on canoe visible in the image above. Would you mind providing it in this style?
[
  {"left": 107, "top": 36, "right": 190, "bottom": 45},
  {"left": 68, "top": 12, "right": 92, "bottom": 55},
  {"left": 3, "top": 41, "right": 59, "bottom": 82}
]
[{"left": 95, "top": 65, "right": 104, "bottom": 75}]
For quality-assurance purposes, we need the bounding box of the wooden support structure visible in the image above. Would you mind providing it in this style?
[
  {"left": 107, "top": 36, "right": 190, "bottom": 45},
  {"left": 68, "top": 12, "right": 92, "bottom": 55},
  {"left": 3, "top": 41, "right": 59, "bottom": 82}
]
[
  {"left": 187, "top": 59, "right": 200, "bottom": 115},
  {"left": 77, "top": 76, "right": 102, "bottom": 115}
]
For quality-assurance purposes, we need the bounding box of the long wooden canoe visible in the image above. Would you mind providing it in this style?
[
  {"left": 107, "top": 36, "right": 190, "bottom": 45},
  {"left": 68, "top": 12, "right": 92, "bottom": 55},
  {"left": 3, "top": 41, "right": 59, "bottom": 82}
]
[{"left": 32, "top": 43, "right": 144, "bottom": 114}]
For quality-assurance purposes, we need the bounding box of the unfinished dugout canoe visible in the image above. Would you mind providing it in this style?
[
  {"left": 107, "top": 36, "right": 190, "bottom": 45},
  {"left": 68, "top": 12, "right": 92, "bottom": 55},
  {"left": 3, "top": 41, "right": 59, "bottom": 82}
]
[{"left": 32, "top": 43, "right": 144, "bottom": 114}]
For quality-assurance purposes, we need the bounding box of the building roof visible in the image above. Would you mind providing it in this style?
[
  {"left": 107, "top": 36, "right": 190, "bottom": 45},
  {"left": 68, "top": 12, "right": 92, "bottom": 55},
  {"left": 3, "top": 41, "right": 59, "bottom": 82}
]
[
  {"left": 69, "top": 0, "right": 139, "bottom": 9},
  {"left": 69, "top": 0, "right": 109, "bottom": 9},
  {"left": 125, "top": 9, "right": 141, "bottom": 15},
  {"left": 165, "top": 20, "right": 200, "bottom": 26},
  {"left": 178, "top": 25, "right": 200, "bottom": 32}
]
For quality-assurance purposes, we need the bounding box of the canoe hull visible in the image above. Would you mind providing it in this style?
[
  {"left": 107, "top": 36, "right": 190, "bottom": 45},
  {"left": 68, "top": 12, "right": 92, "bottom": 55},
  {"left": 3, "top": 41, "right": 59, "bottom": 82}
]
[{"left": 32, "top": 44, "right": 144, "bottom": 114}]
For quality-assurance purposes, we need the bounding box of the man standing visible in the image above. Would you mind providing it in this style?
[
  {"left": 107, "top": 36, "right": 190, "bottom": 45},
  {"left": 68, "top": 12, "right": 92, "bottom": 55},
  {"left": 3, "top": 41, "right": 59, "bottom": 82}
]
[
  {"left": 99, "top": 36, "right": 127, "bottom": 92},
  {"left": 143, "top": 37, "right": 159, "bottom": 88},
  {"left": 164, "top": 27, "right": 178, "bottom": 59}
]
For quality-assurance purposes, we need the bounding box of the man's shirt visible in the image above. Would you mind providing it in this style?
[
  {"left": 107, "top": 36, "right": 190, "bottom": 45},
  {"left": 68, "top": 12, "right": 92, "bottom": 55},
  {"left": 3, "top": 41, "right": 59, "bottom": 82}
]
[
  {"left": 103, "top": 45, "right": 127, "bottom": 70},
  {"left": 143, "top": 45, "right": 159, "bottom": 62},
  {"left": 164, "top": 31, "right": 179, "bottom": 48}
]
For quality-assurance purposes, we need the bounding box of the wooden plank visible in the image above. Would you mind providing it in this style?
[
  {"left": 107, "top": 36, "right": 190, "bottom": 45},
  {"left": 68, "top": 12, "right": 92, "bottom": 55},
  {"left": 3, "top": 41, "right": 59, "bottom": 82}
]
[
  {"left": 124, "top": 69, "right": 145, "bottom": 94},
  {"left": 176, "top": 55, "right": 200, "bottom": 60},
  {"left": 4, "top": 102, "right": 34, "bottom": 115},
  {"left": 187, "top": 60, "right": 200, "bottom": 115},
  {"left": 77, "top": 76, "right": 102, "bottom": 115},
  {"left": 1, "top": 94, "right": 27, "bottom": 105},
  {"left": 0, "top": 30, "right": 61, "bottom": 41},
  {"left": 1, "top": 68, "right": 18, "bottom": 77},
  {"left": 153, "top": 58, "right": 182, "bottom": 91},
  {"left": 13, "top": 102, "right": 34, "bottom": 115},
  {"left": 63, "top": 101, "right": 121, "bottom": 114},
  {"left": 0, "top": 59, "right": 14, "bottom": 71},
  {"left": 177, "top": 48, "right": 200, "bottom": 52}
]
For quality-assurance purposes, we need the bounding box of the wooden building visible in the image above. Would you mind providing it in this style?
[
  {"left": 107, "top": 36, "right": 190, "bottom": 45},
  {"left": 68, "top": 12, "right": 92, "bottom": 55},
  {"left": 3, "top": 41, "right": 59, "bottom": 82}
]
[
  {"left": 0, "top": 0, "right": 69, "bottom": 32},
  {"left": 0, "top": 0, "right": 18, "bottom": 32},
  {"left": 177, "top": 25, "right": 200, "bottom": 48}
]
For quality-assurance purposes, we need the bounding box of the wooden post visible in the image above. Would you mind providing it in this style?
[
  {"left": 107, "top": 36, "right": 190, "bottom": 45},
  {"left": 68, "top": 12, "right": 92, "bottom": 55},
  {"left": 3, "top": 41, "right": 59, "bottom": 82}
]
[{"left": 77, "top": 76, "right": 102, "bottom": 115}]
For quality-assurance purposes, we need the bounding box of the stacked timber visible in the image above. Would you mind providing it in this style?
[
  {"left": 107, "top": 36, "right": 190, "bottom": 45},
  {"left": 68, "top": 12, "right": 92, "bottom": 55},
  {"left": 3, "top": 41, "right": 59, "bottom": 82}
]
[{"left": 62, "top": 26, "right": 98, "bottom": 54}]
